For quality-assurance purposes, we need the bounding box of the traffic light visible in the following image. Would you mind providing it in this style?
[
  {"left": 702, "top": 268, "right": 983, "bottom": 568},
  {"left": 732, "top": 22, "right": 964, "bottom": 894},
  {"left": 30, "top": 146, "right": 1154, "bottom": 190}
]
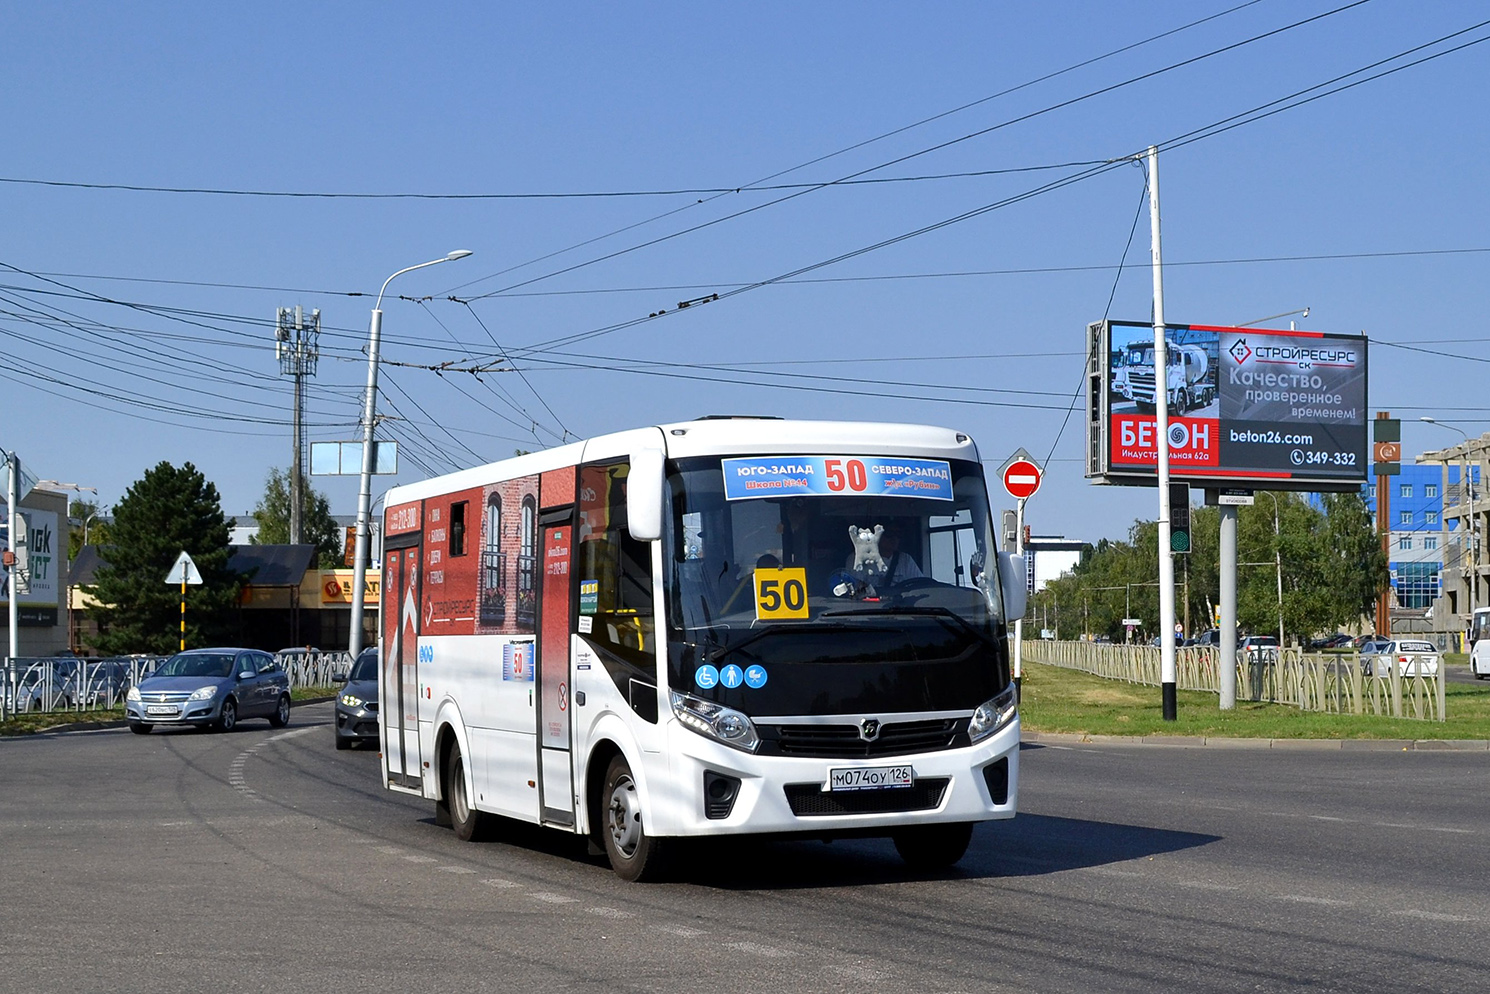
[{"left": 1170, "top": 482, "right": 1191, "bottom": 553}]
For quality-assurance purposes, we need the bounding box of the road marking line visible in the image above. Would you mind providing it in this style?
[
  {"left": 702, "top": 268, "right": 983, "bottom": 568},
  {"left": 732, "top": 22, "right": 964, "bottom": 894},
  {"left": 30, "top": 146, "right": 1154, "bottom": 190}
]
[
  {"left": 437, "top": 866, "right": 475, "bottom": 874},
  {"left": 1174, "top": 881, "right": 1241, "bottom": 892},
  {"left": 586, "top": 907, "right": 634, "bottom": 919},
  {"left": 1397, "top": 909, "right": 1472, "bottom": 922},
  {"left": 530, "top": 892, "right": 579, "bottom": 904},
  {"left": 482, "top": 878, "right": 522, "bottom": 889},
  {"left": 1372, "top": 822, "right": 1472, "bottom": 834},
  {"left": 657, "top": 925, "right": 708, "bottom": 937},
  {"left": 1279, "top": 895, "right": 1351, "bottom": 906},
  {"left": 402, "top": 854, "right": 437, "bottom": 863},
  {"left": 823, "top": 964, "right": 889, "bottom": 981},
  {"left": 727, "top": 941, "right": 795, "bottom": 958},
  {"left": 227, "top": 726, "right": 324, "bottom": 801},
  {"left": 375, "top": 845, "right": 403, "bottom": 855},
  {"left": 1308, "top": 815, "right": 1346, "bottom": 822}
]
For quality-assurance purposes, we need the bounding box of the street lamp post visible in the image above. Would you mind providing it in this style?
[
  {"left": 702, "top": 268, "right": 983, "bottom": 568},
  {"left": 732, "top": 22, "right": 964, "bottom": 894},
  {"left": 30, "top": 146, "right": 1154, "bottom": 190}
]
[
  {"left": 349, "top": 250, "right": 473, "bottom": 659},
  {"left": 1421, "top": 417, "right": 1476, "bottom": 625}
]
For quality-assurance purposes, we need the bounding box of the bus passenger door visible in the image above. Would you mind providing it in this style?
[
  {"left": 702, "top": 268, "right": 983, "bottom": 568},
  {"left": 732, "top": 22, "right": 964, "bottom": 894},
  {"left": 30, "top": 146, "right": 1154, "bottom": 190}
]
[
  {"left": 536, "top": 510, "right": 575, "bottom": 825},
  {"left": 383, "top": 542, "right": 424, "bottom": 791}
]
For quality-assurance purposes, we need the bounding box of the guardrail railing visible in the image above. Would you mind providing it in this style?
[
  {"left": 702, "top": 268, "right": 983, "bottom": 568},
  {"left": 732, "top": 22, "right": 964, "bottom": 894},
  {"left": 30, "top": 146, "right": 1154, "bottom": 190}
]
[
  {"left": 1, "top": 649, "right": 352, "bottom": 721},
  {"left": 1021, "top": 641, "right": 1446, "bottom": 721}
]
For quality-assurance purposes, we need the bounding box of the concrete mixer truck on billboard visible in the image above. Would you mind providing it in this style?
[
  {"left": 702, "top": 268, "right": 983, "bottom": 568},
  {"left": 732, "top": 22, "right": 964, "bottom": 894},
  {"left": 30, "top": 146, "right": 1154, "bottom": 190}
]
[{"left": 1087, "top": 320, "right": 1368, "bottom": 492}]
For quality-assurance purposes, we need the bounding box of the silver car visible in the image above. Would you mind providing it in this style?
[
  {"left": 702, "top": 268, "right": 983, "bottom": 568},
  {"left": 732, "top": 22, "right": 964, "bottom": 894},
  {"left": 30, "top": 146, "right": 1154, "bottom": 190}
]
[
  {"left": 126, "top": 648, "right": 291, "bottom": 734},
  {"left": 1360, "top": 639, "right": 1441, "bottom": 678}
]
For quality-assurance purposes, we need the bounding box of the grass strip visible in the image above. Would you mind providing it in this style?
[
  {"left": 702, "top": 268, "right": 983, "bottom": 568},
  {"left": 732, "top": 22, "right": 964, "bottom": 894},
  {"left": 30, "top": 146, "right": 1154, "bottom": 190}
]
[{"left": 1019, "top": 659, "right": 1490, "bottom": 739}]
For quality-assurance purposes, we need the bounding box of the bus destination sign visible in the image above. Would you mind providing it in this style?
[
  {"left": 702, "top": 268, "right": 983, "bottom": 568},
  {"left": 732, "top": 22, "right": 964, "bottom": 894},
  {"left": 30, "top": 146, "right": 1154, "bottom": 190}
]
[{"left": 722, "top": 456, "right": 954, "bottom": 501}]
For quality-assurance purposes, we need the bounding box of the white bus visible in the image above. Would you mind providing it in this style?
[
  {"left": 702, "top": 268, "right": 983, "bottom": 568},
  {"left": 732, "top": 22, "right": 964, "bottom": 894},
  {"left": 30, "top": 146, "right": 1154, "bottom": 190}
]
[
  {"left": 378, "top": 418, "right": 1026, "bottom": 880},
  {"left": 1469, "top": 607, "right": 1490, "bottom": 678}
]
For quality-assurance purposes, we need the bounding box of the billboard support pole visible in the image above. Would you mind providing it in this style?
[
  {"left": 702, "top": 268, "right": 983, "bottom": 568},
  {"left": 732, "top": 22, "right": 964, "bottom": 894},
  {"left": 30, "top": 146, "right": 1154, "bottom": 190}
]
[
  {"left": 1148, "top": 145, "right": 1178, "bottom": 721},
  {"left": 1014, "top": 495, "right": 1025, "bottom": 702},
  {"left": 6, "top": 452, "right": 17, "bottom": 663},
  {"left": 1219, "top": 500, "right": 1238, "bottom": 709}
]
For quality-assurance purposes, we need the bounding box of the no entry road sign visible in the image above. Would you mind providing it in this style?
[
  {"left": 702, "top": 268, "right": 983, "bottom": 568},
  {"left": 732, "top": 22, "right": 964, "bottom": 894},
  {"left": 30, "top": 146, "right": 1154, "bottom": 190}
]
[{"left": 1002, "top": 459, "right": 1042, "bottom": 500}]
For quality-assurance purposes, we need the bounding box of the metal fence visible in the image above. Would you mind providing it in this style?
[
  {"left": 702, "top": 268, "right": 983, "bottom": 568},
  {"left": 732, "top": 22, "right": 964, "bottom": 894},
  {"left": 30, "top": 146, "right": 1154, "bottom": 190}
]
[
  {"left": 1, "top": 649, "right": 352, "bottom": 721},
  {"left": 1021, "top": 641, "right": 1446, "bottom": 722}
]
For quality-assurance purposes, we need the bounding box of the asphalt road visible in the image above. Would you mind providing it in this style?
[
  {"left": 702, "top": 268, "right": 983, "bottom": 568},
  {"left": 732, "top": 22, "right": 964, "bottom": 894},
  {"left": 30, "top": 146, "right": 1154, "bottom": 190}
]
[{"left": 2, "top": 704, "right": 1487, "bottom": 994}]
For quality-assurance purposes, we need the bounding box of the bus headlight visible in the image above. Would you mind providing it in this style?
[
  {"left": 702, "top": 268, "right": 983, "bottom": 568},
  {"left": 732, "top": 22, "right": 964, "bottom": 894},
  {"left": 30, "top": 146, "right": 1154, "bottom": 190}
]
[
  {"left": 670, "top": 691, "right": 760, "bottom": 753},
  {"left": 968, "top": 686, "right": 1017, "bottom": 743}
]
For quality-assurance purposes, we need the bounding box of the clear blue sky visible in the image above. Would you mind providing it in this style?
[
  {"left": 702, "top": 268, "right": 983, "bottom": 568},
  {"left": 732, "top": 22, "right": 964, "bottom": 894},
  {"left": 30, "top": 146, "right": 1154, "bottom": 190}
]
[{"left": 3, "top": 1, "right": 1486, "bottom": 543}]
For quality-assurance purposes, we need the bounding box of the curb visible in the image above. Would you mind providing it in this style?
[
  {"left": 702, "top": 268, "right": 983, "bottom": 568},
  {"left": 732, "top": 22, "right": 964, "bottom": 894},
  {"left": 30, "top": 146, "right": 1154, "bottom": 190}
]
[
  {"left": 1022, "top": 731, "right": 1490, "bottom": 751},
  {"left": 1, "top": 695, "right": 337, "bottom": 738}
]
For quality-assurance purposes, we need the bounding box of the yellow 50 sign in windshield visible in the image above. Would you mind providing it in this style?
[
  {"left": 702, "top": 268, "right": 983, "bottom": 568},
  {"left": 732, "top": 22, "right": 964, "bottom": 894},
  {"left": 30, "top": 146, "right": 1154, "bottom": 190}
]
[{"left": 754, "top": 567, "right": 809, "bottom": 620}]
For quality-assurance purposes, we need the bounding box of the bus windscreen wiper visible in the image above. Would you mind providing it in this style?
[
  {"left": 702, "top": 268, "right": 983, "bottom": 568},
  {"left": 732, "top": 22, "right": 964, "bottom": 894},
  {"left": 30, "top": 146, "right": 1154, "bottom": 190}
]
[
  {"left": 708, "top": 621, "right": 890, "bottom": 663},
  {"left": 819, "top": 605, "right": 997, "bottom": 647}
]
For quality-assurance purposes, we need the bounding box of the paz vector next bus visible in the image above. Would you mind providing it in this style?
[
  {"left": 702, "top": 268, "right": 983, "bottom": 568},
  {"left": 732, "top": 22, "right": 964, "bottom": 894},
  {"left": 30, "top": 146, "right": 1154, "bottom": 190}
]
[{"left": 377, "top": 418, "right": 1027, "bottom": 880}]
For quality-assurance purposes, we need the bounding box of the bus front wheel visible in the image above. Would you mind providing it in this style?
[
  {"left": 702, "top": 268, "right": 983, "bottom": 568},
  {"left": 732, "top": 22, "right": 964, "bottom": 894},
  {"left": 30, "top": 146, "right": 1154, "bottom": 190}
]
[
  {"left": 892, "top": 821, "right": 974, "bottom": 870},
  {"left": 601, "top": 755, "right": 670, "bottom": 882}
]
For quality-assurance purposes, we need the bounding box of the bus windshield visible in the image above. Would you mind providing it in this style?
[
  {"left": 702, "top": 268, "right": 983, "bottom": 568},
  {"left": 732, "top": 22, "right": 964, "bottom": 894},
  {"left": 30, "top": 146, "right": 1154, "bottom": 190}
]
[{"left": 664, "top": 455, "right": 1009, "bottom": 715}]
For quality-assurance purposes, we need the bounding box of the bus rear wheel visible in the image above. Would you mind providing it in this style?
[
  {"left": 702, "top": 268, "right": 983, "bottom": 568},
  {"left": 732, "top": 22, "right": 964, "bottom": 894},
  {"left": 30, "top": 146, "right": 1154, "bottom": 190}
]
[
  {"left": 892, "top": 821, "right": 974, "bottom": 870},
  {"left": 601, "top": 755, "right": 670, "bottom": 882},
  {"left": 446, "top": 745, "right": 491, "bottom": 842}
]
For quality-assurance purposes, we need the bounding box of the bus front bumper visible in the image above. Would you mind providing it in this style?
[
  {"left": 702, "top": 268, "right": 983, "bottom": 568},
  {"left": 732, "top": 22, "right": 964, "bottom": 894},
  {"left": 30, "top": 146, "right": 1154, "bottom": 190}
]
[{"left": 650, "top": 715, "right": 1019, "bottom": 837}]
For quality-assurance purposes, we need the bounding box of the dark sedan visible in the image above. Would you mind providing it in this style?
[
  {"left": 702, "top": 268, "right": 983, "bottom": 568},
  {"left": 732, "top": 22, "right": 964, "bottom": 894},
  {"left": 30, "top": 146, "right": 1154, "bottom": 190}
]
[
  {"left": 126, "top": 648, "right": 291, "bottom": 734},
  {"left": 334, "top": 646, "right": 380, "bottom": 750}
]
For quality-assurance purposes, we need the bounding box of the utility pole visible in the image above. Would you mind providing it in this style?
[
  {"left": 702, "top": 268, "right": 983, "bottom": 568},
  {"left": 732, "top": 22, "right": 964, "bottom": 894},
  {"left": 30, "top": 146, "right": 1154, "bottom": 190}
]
[
  {"left": 276, "top": 307, "right": 321, "bottom": 546},
  {"left": 1148, "top": 145, "right": 1178, "bottom": 721}
]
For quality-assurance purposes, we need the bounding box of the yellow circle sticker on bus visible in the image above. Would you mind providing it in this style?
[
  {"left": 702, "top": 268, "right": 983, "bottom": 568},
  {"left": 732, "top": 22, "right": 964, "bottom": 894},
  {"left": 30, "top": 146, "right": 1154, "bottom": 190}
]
[{"left": 754, "top": 567, "right": 809, "bottom": 620}]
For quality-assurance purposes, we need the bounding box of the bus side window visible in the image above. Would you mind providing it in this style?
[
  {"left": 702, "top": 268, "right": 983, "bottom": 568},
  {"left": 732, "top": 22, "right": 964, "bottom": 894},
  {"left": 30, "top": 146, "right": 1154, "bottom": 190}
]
[{"left": 578, "top": 460, "right": 657, "bottom": 718}]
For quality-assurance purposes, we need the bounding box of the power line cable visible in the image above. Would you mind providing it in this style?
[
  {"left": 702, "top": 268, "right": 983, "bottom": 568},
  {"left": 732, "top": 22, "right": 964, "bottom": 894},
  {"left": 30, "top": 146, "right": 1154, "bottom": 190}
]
[
  {"left": 1044, "top": 168, "right": 1150, "bottom": 471},
  {"left": 0, "top": 161, "right": 1114, "bottom": 201},
  {"left": 414, "top": 298, "right": 560, "bottom": 444},
  {"left": 453, "top": 1, "right": 1373, "bottom": 302},
  {"left": 499, "top": 16, "right": 1489, "bottom": 360},
  {"left": 438, "top": 0, "right": 1281, "bottom": 297}
]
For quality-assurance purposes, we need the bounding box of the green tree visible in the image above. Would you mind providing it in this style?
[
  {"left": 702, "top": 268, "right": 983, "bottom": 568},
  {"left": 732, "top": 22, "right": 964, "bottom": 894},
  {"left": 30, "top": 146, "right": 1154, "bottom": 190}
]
[
  {"left": 68, "top": 498, "right": 111, "bottom": 560},
  {"left": 87, "top": 462, "right": 244, "bottom": 654},
  {"left": 251, "top": 467, "right": 344, "bottom": 569},
  {"left": 1032, "top": 490, "right": 1388, "bottom": 644}
]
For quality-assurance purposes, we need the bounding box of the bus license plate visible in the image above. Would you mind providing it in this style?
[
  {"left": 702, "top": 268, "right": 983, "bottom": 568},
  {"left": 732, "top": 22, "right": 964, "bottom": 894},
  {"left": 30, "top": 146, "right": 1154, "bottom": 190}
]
[{"left": 828, "top": 765, "right": 913, "bottom": 791}]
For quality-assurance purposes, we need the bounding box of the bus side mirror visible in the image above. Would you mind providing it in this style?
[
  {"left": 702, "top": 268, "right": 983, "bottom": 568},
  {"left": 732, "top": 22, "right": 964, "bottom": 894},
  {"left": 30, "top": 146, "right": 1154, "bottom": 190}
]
[
  {"left": 998, "top": 551, "right": 1027, "bottom": 621},
  {"left": 628, "top": 447, "right": 665, "bottom": 543}
]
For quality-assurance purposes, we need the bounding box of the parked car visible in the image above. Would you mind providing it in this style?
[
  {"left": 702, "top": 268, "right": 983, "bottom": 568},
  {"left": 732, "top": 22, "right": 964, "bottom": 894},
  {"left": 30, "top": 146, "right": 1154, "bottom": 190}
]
[
  {"left": 1194, "top": 629, "right": 1231, "bottom": 649},
  {"left": 1239, "top": 636, "right": 1280, "bottom": 662},
  {"left": 1351, "top": 633, "right": 1380, "bottom": 650},
  {"left": 126, "top": 648, "right": 291, "bottom": 734},
  {"left": 1308, "top": 633, "right": 1352, "bottom": 650},
  {"left": 333, "top": 646, "right": 380, "bottom": 750},
  {"left": 1360, "top": 639, "right": 1441, "bottom": 678}
]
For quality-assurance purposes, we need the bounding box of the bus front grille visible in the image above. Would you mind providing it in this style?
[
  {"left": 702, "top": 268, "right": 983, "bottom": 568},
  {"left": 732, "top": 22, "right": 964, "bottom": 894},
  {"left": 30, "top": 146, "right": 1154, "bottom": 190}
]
[
  {"left": 760, "top": 718, "right": 967, "bottom": 759},
  {"left": 783, "top": 778, "right": 950, "bottom": 817}
]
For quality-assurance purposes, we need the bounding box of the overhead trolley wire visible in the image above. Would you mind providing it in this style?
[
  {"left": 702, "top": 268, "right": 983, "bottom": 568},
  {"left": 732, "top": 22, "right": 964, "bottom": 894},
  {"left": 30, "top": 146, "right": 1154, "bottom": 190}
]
[
  {"left": 491, "top": 14, "right": 1489, "bottom": 362},
  {"left": 451, "top": 0, "right": 1374, "bottom": 303}
]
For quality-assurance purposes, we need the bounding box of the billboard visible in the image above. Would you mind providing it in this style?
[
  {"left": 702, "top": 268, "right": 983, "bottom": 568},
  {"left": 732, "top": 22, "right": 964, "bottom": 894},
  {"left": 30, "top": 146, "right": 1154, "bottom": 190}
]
[{"left": 1086, "top": 320, "right": 1367, "bottom": 492}]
